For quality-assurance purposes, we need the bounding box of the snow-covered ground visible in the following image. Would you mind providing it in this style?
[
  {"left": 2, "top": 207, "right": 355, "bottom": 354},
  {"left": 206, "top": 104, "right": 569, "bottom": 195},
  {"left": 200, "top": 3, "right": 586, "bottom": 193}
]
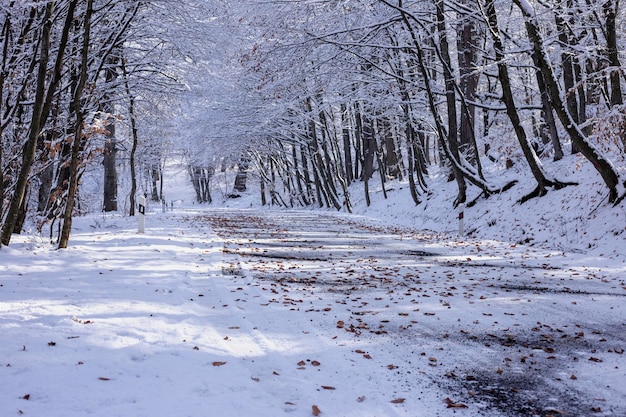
[{"left": 1, "top": 153, "right": 625, "bottom": 416}]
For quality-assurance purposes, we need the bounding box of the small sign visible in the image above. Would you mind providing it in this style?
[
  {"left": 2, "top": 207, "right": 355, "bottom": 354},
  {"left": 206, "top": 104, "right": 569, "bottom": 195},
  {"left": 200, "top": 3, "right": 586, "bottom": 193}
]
[{"left": 138, "top": 204, "right": 145, "bottom": 215}]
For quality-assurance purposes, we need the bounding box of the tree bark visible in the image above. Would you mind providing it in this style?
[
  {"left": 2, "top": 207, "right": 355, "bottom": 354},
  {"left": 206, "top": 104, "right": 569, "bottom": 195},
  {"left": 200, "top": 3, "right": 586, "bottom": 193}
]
[
  {"left": 121, "top": 57, "right": 139, "bottom": 215},
  {"left": 102, "top": 56, "right": 119, "bottom": 212},
  {"left": 59, "top": 0, "right": 94, "bottom": 249},
  {"left": 603, "top": 0, "right": 622, "bottom": 108},
  {"left": 436, "top": 0, "right": 467, "bottom": 206}
]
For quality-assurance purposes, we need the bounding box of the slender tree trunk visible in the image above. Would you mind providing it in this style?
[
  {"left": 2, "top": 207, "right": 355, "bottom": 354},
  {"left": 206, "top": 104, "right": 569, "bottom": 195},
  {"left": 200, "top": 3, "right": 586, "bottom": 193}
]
[
  {"left": 436, "top": 0, "right": 466, "bottom": 205},
  {"left": 341, "top": 104, "right": 354, "bottom": 184},
  {"left": 58, "top": 0, "right": 94, "bottom": 249},
  {"left": 604, "top": 0, "right": 622, "bottom": 109},
  {"left": 457, "top": 1, "right": 481, "bottom": 168},
  {"left": 233, "top": 157, "right": 249, "bottom": 193},
  {"left": 535, "top": 71, "right": 564, "bottom": 161},
  {"left": 122, "top": 57, "right": 138, "bottom": 215},
  {"left": 102, "top": 55, "right": 119, "bottom": 212}
]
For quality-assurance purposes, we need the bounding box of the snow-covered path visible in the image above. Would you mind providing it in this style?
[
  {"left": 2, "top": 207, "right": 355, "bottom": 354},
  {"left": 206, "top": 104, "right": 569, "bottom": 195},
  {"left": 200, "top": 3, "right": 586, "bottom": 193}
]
[{"left": 0, "top": 208, "right": 624, "bottom": 416}]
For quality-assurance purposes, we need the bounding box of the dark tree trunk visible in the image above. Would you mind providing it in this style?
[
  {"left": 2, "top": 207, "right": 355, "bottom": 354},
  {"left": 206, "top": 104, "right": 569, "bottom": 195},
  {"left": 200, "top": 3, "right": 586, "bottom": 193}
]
[
  {"left": 535, "top": 71, "right": 564, "bottom": 161},
  {"left": 436, "top": 0, "right": 466, "bottom": 205},
  {"left": 457, "top": 2, "right": 480, "bottom": 166},
  {"left": 233, "top": 157, "right": 249, "bottom": 193},
  {"left": 101, "top": 53, "right": 120, "bottom": 212},
  {"left": 58, "top": 0, "right": 93, "bottom": 249},
  {"left": 341, "top": 104, "right": 354, "bottom": 184},
  {"left": 122, "top": 57, "right": 139, "bottom": 215},
  {"left": 554, "top": 0, "right": 587, "bottom": 154},
  {"left": 604, "top": 0, "right": 622, "bottom": 107}
]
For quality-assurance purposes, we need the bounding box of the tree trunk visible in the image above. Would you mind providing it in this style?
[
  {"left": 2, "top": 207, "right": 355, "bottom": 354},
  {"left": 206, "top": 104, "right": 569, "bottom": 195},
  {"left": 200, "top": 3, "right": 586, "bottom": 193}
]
[
  {"left": 102, "top": 56, "right": 119, "bottom": 212},
  {"left": 436, "top": 0, "right": 466, "bottom": 205},
  {"left": 604, "top": 0, "right": 622, "bottom": 108},
  {"left": 535, "top": 71, "right": 564, "bottom": 161},
  {"left": 122, "top": 57, "right": 138, "bottom": 215},
  {"left": 457, "top": 2, "right": 481, "bottom": 167},
  {"left": 233, "top": 157, "right": 248, "bottom": 193},
  {"left": 58, "top": 0, "right": 94, "bottom": 249},
  {"left": 554, "top": 0, "right": 587, "bottom": 154},
  {"left": 341, "top": 104, "right": 354, "bottom": 184}
]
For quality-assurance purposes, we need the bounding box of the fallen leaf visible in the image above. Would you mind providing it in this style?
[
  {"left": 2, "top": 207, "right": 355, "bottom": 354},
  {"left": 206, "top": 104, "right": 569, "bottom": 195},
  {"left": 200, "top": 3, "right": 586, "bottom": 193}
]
[
  {"left": 444, "top": 397, "right": 468, "bottom": 408},
  {"left": 21, "top": 394, "right": 30, "bottom": 400},
  {"left": 321, "top": 385, "right": 335, "bottom": 390},
  {"left": 212, "top": 361, "right": 227, "bottom": 367},
  {"left": 390, "top": 398, "right": 405, "bottom": 404},
  {"left": 311, "top": 360, "right": 321, "bottom": 366},
  {"left": 312, "top": 404, "right": 321, "bottom": 416},
  {"left": 98, "top": 377, "right": 111, "bottom": 381}
]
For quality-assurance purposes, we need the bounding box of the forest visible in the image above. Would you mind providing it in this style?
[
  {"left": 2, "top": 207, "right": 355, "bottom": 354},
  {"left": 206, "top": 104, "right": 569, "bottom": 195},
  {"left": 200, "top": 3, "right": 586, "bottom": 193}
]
[{"left": 1, "top": 0, "right": 625, "bottom": 248}]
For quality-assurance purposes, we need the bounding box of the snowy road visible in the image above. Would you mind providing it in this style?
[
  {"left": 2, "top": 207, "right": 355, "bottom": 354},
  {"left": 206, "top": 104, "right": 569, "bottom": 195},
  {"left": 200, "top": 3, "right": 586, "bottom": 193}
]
[
  {"left": 0, "top": 208, "right": 624, "bottom": 417},
  {"left": 202, "top": 209, "right": 626, "bottom": 417}
]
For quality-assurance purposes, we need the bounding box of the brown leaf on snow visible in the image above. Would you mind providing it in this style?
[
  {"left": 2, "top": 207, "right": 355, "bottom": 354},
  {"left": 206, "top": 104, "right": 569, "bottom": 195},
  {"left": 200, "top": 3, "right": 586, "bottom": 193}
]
[
  {"left": 390, "top": 398, "right": 406, "bottom": 404},
  {"left": 444, "top": 398, "right": 468, "bottom": 408},
  {"left": 311, "top": 360, "right": 321, "bottom": 366},
  {"left": 21, "top": 394, "right": 30, "bottom": 400},
  {"left": 588, "top": 357, "right": 603, "bottom": 363},
  {"left": 336, "top": 320, "right": 345, "bottom": 328},
  {"left": 321, "top": 385, "right": 335, "bottom": 390},
  {"left": 298, "top": 360, "right": 307, "bottom": 366},
  {"left": 312, "top": 404, "right": 321, "bottom": 416},
  {"left": 212, "top": 361, "right": 227, "bottom": 367},
  {"left": 98, "top": 377, "right": 111, "bottom": 381}
]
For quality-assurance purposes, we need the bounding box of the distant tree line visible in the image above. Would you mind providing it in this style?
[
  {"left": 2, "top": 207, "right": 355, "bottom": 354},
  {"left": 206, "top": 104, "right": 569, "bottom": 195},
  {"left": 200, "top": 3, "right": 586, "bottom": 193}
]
[{"left": 226, "top": 0, "right": 625, "bottom": 211}]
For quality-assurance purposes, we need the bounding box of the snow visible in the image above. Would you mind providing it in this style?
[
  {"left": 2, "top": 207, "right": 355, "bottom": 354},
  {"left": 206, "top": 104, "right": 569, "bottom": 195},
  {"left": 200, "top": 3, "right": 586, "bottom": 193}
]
[{"left": 1, "top": 155, "right": 625, "bottom": 416}]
